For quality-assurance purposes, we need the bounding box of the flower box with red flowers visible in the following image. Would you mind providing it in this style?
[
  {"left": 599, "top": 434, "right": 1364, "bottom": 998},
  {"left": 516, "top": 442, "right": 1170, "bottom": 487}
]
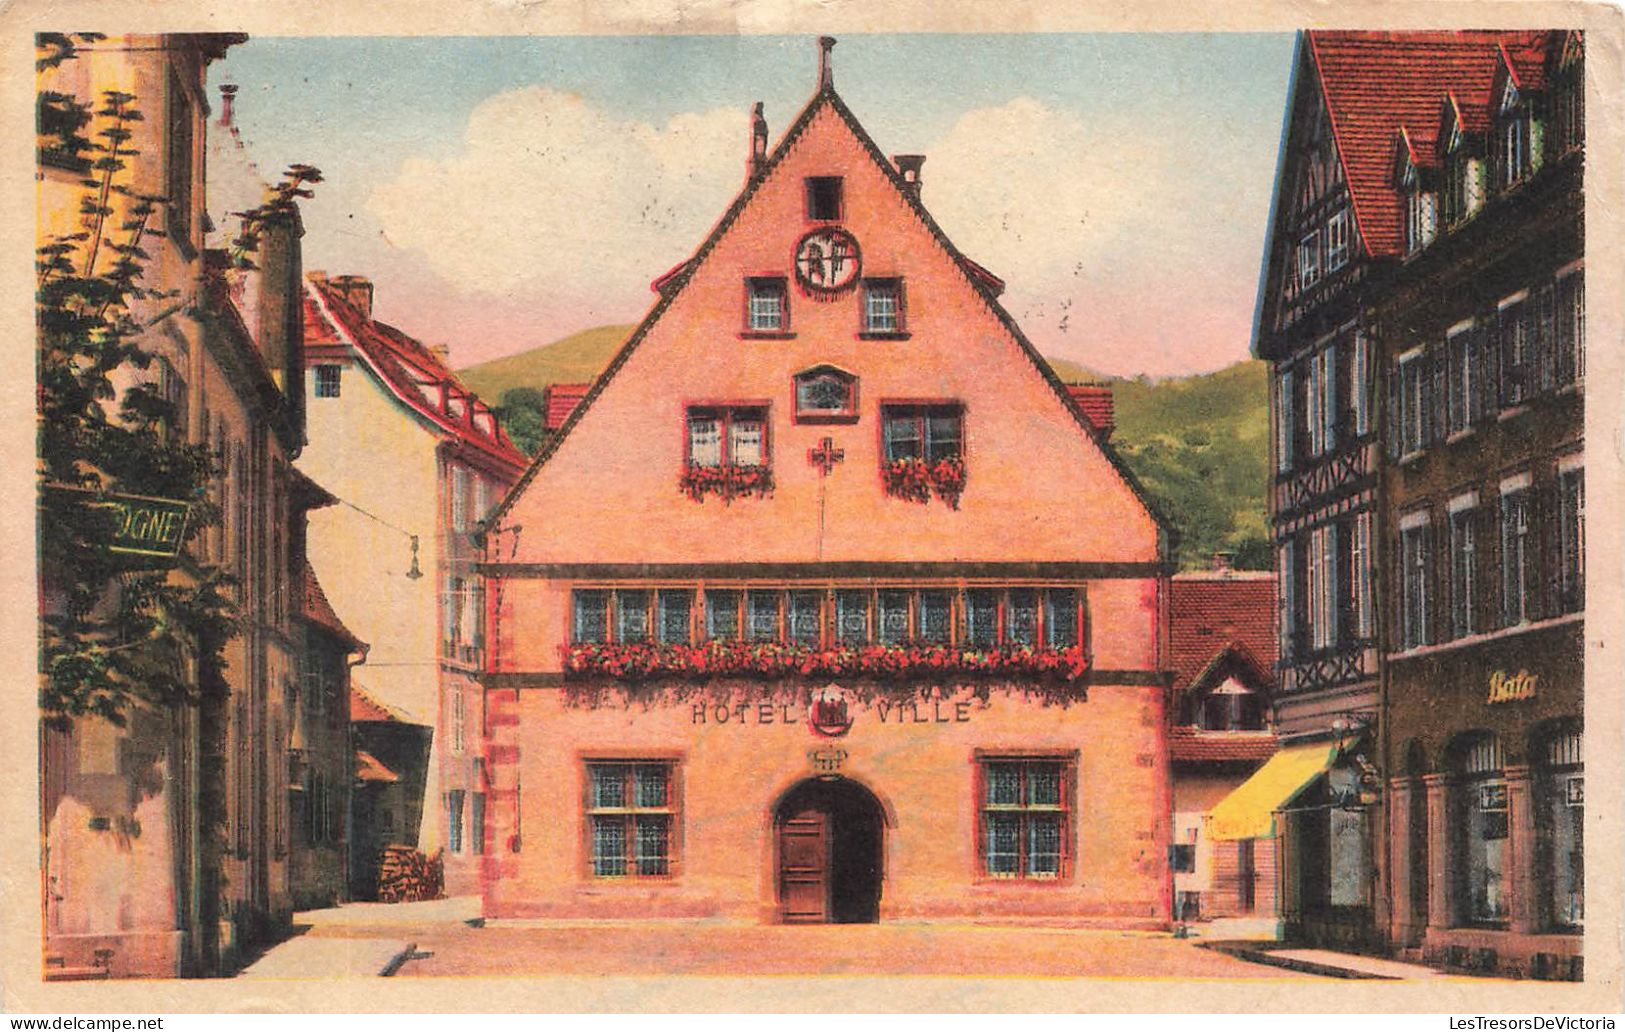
[
  {"left": 679, "top": 463, "right": 774, "bottom": 503},
  {"left": 561, "top": 639, "right": 1088, "bottom": 685},
  {"left": 881, "top": 456, "right": 965, "bottom": 508}
]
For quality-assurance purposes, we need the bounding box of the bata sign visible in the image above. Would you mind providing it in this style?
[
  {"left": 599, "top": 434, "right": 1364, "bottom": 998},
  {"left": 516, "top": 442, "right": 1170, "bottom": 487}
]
[{"left": 1487, "top": 669, "right": 1538, "bottom": 704}]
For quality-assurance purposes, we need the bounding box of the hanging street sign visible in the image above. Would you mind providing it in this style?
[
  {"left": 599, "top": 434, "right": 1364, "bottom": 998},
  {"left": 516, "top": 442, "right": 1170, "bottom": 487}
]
[{"left": 42, "top": 485, "right": 192, "bottom": 560}]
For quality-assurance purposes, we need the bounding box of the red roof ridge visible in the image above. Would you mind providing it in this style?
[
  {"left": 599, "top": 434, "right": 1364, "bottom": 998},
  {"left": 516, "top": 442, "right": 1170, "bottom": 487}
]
[{"left": 351, "top": 684, "right": 417, "bottom": 724}]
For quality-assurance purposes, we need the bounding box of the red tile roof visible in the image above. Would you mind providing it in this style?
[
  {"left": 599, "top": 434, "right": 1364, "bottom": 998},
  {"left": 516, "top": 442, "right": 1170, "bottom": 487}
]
[
  {"left": 300, "top": 565, "right": 363, "bottom": 648},
  {"left": 1306, "top": 30, "right": 1559, "bottom": 258},
  {"left": 1065, "top": 384, "right": 1115, "bottom": 440},
  {"left": 355, "top": 749, "right": 400, "bottom": 784},
  {"left": 351, "top": 685, "right": 414, "bottom": 724},
  {"left": 1169, "top": 727, "right": 1280, "bottom": 763},
  {"left": 544, "top": 383, "right": 590, "bottom": 432},
  {"left": 303, "top": 276, "right": 528, "bottom": 479},
  {"left": 1169, "top": 573, "right": 1277, "bottom": 695}
]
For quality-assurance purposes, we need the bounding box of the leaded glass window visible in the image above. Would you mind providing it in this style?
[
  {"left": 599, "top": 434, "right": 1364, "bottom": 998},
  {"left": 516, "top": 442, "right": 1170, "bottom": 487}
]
[
  {"left": 705, "top": 590, "right": 740, "bottom": 641},
  {"left": 616, "top": 590, "right": 650, "bottom": 644},
  {"left": 1007, "top": 589, "right": 1038, "bottom": 646},
  {"left": 965, "top": 589, "right": 998, "bottom": 649},
  {"left": 730, "top": 414, "right": 764, "bottom": 466},
  {"left": 795, "top": 370, "right": 855, "bottom": 419},
  {"left": 878, "top": 590, "right": 910, "bottom": 644},
  {"left": 787, "top": 591, "right": 822, "bottom": 646},
  {"left": 836, "top": 590, "right": 870, "bottom": 645},
  {"left": 687, "top": 412, "right": 722, "bottom": 466},
  {"left": 657, "top": 590, "right": 692, "bottom": 644},
  {"left": 573, "top": 590, "right": 607, "bottom": 644},
  {"left": 980, "top": 759, "right": 1069, "bottom": 880},
  {"left": 919, "top": 590, "right": 952, "bottom": 643},
  {"left": 747, "top": 590, "right": 780, "bottom": 641},
  {"left": 863, "top": 279, "right": 902, "bottom": 333},
  {"left": 747, "top": 278, "right": 787, "bottom": 332},
  {"left": 587, "top": 761, "right": 676, "bottom": 880},
  {"left": 1044, "top": 589, "right": 1078, "bottom": 648}
]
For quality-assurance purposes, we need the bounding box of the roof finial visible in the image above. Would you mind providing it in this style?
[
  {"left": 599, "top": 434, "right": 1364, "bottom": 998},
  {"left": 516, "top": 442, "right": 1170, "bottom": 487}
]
[
  {"left": 218, "top": 81, "right": 238, "bottom": 127},
  {"left": 818, "top": 36, "right": 836, "bottom": 89}
]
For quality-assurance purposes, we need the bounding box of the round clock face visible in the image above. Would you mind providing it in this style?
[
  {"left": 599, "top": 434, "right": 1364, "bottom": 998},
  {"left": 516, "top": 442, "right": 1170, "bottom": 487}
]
[{"left": 794, "top": 227, "right": 861, "bottom": 295}]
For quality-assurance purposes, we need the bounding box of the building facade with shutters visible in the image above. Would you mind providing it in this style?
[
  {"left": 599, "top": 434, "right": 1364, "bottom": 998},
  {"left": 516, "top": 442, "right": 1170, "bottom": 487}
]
[
  {"left": 479, "top": 40, "right": 1172, "bottom": 926},
  {"left": 1256, "top": 30, "right": 1585, "bottom": 976},
  {"left": 1373, "top": 31, "right": 1584, "bottom": 980},
  {"left": 299, "top": 271, "right": 527, "bottom": 898}
]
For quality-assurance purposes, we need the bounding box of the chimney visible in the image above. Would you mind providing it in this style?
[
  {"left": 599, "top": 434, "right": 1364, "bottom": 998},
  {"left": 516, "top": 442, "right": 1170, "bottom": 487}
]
[
  {"left": 218, "top": 82, "right": 237, "bottom": 127},
  {"left": 747, "top": 102, "right": 768, "bottom": 178},
  {"left": 817, "top": 36, "right": 836, "bottom": 89},
  {"left": 329, "top": 275, "right": 373, "bottom": 321},
  {"left": 430, "top": 343, "right": 451, "bottom": 365},
  {"left": 894, "top": 154, "right": 925, "bottom": 195},
  {"left": 1211, "top": 552, "right": 1235, "bottom": 576}
]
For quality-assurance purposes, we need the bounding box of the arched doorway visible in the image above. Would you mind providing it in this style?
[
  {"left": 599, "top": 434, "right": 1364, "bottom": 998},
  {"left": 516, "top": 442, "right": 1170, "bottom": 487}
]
[{"left": 774, "top": 777, "right": 884, "bottom": 924}]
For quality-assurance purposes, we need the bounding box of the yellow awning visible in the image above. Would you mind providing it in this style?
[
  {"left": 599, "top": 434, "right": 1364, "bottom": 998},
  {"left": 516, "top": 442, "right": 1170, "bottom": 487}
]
[{"left": 1206, "top": 741, "right": 1337, "bottom": 841}]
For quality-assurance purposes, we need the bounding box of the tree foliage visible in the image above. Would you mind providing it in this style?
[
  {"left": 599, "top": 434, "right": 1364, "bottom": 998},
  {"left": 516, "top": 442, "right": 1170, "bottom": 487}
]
[{"left": 495, "top": 386, "right": 547, "bottom": 455}]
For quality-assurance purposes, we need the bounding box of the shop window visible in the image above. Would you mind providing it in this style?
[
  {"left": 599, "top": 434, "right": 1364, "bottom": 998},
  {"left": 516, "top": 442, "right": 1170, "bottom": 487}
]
[
  {"left": 1456, "top": 735, "right": 1507, "bottom": 924},
  {"left": 980, "top": 758, "right": 1070, "bottom": 880},
  {"left": 1538, "top": 727, "right": 1583, "bottom": 929},
  {"left": 656, "top": 589, "right": 692, "bottom": 645},
  {"left": 587, "top": 761, "right": 676, "bottom": 878},
  {"left": 745, "top": 277, "right": 788, "bottom": 333},
  {"left": 1329, "top": 806, "right": 1370, "bottom": 907},
  {"left": 793, "top": 367, "right": 857, "bottom": 423}
]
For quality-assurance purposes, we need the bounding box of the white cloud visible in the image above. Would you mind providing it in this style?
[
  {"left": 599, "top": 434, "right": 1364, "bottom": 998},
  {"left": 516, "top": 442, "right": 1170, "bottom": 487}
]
[{"left": 367, "top": 88, "right": 748, "bottom": 299}]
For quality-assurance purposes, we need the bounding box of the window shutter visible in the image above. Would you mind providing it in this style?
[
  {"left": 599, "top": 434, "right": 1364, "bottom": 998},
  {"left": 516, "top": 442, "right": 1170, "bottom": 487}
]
[
  {"left": 1535, "top": 284, "right": 1557, "bottom": 393},
  {"left": 1429, "top": 342, "right": 1448, "bottom": 444},
  {"left": 1484, "top": 315, "right": 1503, "bottom": 415},
  {"left": 1387, "top": 362, "right": 1401, "bottom": 460}
]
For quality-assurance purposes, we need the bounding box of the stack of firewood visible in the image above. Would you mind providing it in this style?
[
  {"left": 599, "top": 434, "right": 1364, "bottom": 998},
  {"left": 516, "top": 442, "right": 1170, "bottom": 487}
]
[{"left": 375, "top": 846, "right": 445, "bottom": 903}]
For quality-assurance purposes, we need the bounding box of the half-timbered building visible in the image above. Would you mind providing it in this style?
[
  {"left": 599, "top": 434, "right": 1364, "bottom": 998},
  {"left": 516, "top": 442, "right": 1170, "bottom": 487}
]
[{"left": 479, "top": 39, "right": 1173, "bottom": 925}]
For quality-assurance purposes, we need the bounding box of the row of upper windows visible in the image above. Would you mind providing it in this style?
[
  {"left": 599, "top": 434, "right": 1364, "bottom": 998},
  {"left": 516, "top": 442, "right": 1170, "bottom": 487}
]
[
  {"left": 1274, "top": 329, "right": 1372, "bottom": 471},
  {"left": 1396, "top": 462, "right": 1583, "bottom": 652},
  {"left": 571, "top": 585, "right": 1084, "bottom": 651},
  {"left": 1405, "top": 73, "right": 1584, "bottom": 256},
  {"left": 1394, "top": 268, "right": 1583, "bottom": 458},
  {"left": 1278, "top": 510, "right": 1376, "bottom": 664},
  {"left": 1292, "top": 206, "right": 1352, "bottom": 295},
  {"left": 745, "top": 276, "right": 904, "bottom": 336},
  {"left": 684, "top": 401, "right": 963, "bottom": 467},
  {"left": 580, "top": 757, "right": 1075, "bottom": 882}
]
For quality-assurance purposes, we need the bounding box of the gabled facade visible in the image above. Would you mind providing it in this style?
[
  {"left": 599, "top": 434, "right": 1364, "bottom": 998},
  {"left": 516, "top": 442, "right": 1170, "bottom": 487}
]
[
  {"left": 1255, "top": 30, "right": 1585, "bottom": 976},
  {"left": 299, "top": 270, "right": 526, "bottom": 897},
  {"left": 481, "top": 40, "right": 1170, "bottom": 925}
]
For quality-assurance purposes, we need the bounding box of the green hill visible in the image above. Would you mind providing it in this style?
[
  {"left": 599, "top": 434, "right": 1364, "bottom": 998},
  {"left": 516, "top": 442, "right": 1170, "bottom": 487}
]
[
  {"left": 458, "top": 324, "right": 635, "bottom": 401},
  {"left": 461, "top": 329, "right": 1270, "bottom": 571}
]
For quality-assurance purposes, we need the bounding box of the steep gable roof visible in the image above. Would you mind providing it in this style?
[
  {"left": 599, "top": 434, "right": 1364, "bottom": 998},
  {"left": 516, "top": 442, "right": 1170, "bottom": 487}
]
[
  {"left": 299, "top": 564, "right": 364, "bottom": 649},
  {"left": 303, "top": 278, "right": 527, "bottom": 479},
  {"left": 489, "top": 73, "right": 1167, "bottom": 535},
  {"left": 1304, "top": 30, "right": 1555, "bottom": 259}
]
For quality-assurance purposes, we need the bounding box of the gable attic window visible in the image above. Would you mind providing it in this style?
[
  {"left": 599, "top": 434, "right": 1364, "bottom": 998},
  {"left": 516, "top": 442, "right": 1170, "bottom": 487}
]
[
  {"left": 793, "top": 366, "right": 858, "bottom": 424},
  {"left": 744, "top": 277, "right": 789, "bottom": 334},
  {"left": 314, "top": 365, "right": 342, "bottom": 398},
  {"left": 806, "top": 176, "right": 844, "bottom": 221},
  {"left": 1324, "top": 208, "right": 1350, "bottom": 273},
  {"left": 1296, "top": 231, "right": 1321, "bottom": 290},
  {"left": 860, "top": 278, "right": 906, "bottom": 337},
  {"left": 686, "top": 405, "right": 768, "bottom": 468}
]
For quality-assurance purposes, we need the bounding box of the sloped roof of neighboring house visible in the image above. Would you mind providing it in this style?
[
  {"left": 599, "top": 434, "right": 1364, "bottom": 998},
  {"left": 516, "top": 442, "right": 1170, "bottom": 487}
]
[
  {"left": 544, "top": 383, "right": 591, "bottom": 432},
  {"left": 299, "top": 564, "right": 364, "bottom": 649},
  {"left": 1305, "top": 30, "right": 1557, "bottom": 258},
  {"left": 351, "top": 685, "right": 418, "bottom": 725},
  {"left": 1064, "top": 384, "right": 1115, "bottom": 440},
  {"left": 355, "top": 749, "right": 400, "bottom": 784},
  {"left": 303, "top": 277, "right": 528, "bottom": 479},
  {"left": 1169, "top": 572, "right": 1277, "bottom": 696},
  {"left": 1169, "top": 726, "right": 1280, "bottom": 764},
  {"left": 488, "top": 55, "right": 1169, "bottom": 535}
]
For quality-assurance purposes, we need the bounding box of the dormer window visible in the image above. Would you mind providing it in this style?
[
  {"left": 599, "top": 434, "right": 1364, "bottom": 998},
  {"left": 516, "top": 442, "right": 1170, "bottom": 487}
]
[
  {"left": 806, "top": 176, "right": 843, "bottom": 221},
  {"left": 794, "top": 366, "right": 858, "bottom": 424},
  {"left": 1496, "top": 83, "right": 1538, "bottom": 190},
  {"left": 1404, "top": 177, "right": 1437, "bottom": 255},
  {"left": 1189, "top": 676, "right": 1266, "bottom": 731}
]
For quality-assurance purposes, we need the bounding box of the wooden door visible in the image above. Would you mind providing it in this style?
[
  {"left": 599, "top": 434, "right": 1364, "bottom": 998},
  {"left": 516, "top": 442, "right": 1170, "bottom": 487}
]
[{"left": 778, "top": 808, "right": 830, "bottom": 923}]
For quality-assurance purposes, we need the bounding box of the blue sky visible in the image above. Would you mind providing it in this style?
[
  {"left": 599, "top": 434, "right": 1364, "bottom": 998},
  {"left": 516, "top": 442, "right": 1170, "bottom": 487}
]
[{"left": 209, "top": 34, "right": 1295, "bottom": 376}]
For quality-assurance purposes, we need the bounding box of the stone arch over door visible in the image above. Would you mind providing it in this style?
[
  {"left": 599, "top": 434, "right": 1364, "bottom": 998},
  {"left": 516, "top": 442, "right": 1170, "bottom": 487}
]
[{"left": 771, "top": 776, "right": 887, "bottom": 924}]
